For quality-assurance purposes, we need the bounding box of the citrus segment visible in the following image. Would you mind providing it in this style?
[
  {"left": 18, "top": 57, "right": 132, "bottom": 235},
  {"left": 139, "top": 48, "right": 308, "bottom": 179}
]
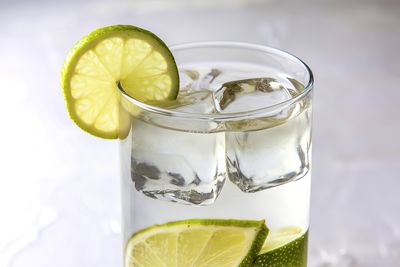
[{"left": 125, "top": 219, "right": 268, "bottom": 267}]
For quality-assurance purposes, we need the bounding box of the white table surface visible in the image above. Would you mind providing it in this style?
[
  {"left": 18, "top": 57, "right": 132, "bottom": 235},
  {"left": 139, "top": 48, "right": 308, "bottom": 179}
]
[{"left": 1, "top": 0, "right": 399, "bottom": 266}]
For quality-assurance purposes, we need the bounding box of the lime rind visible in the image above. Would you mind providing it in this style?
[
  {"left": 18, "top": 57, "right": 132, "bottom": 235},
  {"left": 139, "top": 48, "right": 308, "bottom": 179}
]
[
  {"left": 254, "top": 231, "right": 308, "bottom": 267},
  {"left": 61, "top": 25, "right": 179, "bottom": 139}
]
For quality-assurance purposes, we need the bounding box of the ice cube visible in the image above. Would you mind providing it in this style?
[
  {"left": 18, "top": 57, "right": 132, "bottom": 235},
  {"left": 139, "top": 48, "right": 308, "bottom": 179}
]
[
  {"left": 129, "top": 118, "right": 226, "bottom": 205},
  {"left": 225, "top": 100, "right": 312, "bottom": 192},
  {"left": 182, "top": 69, "right": 200, "bottom": 81},
  {"left": 172, "top": 89, "right": 216, "bottom": 114},
  {"left": 135, "top": 87, "right": 220, "bottom": 133},
  {"left": 180, "top": 69, "right": 199, "bottom": 90},
  {"left": 180, "top": 68, "right": 222, "bottom": 92},
  {"left": 212, "top": 77, "right": 312, "bottom": 192},
  {"left": 198, "top": 68, "right": 222, "bottom": 90},
  {"left": 213, "top": 77, "right": 289, "bottom": 113}
]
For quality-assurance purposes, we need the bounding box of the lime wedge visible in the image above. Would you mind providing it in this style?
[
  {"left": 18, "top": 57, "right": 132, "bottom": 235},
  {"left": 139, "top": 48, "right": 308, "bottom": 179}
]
[
  {"left": 254, "top": 227, "right": 308, "bottom": 267},
  {"left": 125, "top": 219, "right": 268, "bottom": 267},
  {"left": 61, "top": 25, "right": 179, "bottom": 139}
]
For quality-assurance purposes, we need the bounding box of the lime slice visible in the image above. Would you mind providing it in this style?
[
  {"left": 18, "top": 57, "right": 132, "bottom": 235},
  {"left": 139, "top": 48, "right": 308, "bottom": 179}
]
[
  {"left": 254, "top": 227, "right": 308, "bottom": 267},
  {"left": 61, "top": 25, "right": 179, "bottom": 139},
  {"left": 125, "top": 219, "right": 268, "bottom": 267}
]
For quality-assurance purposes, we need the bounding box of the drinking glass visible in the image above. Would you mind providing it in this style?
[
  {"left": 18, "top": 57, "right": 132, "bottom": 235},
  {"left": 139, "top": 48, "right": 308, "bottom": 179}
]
[{"left": 119, "top": 42, "right": 313, "bottom": 267}]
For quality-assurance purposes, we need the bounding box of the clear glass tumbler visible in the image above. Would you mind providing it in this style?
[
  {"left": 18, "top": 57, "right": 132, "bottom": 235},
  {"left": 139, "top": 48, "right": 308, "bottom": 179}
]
[{"left": 119, "top": 42, "right": 313, "bottom": 267}]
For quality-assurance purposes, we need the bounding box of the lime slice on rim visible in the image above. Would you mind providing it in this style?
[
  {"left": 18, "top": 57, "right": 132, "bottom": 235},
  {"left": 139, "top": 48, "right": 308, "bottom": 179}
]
[
  {"left": 125, "top": 219, "right": 268, "bottom": 267},
  {"left": 61, "top": 25, "right": 179, "bottom": 139},
  {"left": 254, "top": 227, "right": 308, "bottom": 267}
]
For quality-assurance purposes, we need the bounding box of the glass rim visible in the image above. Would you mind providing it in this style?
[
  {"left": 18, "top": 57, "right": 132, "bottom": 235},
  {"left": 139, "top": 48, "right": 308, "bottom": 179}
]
[{"left": 119, "top": 41, "right": 314, "bottom": 121}]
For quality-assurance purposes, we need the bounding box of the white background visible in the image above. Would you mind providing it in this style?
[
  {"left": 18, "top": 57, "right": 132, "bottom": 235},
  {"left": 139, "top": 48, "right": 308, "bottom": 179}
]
[{"left": 1, "top": 0, "right": 399, "bottom": 266}]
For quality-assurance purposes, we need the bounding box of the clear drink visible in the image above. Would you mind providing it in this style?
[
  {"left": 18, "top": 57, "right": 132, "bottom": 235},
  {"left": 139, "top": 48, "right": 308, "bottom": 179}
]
[{"left": 120, "top": 42, "right": 313, "bottom": 267}]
